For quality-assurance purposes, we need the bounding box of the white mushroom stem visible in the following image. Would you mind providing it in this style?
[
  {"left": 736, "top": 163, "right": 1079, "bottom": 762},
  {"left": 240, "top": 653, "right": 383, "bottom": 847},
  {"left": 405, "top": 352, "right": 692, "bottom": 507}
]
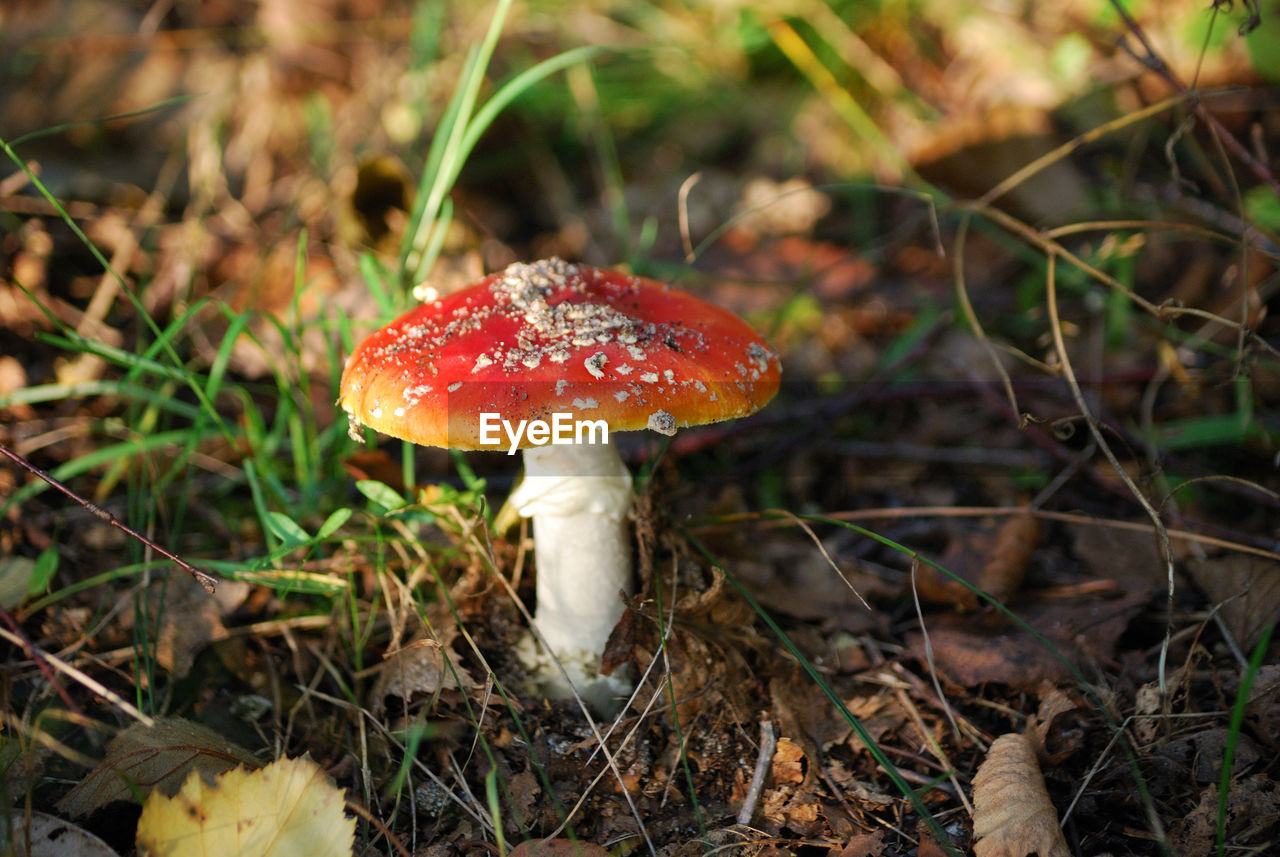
[{"left": 509, "top": 439, "right": 633, "bottom": 707}]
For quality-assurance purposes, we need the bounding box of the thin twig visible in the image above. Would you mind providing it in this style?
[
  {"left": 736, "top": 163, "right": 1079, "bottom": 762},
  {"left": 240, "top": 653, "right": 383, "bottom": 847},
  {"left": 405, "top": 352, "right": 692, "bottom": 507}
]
[
  {"left": 678, "top": 172, "right": 702, "bottom": 264},
  {"left": 1043, "top": 255, "right": 1176, "bottom": 700},
  {"left": 345, "top": 799, "right": 414, "bottom": 857},
  {"left": 0, "top": 607, "right": 82, "bottom": 714},
  {"left": 0, "top": 624, "right": 154, "bottom": 726},
  {"left": 736, "top": 719, "right": 776, "bottom": 826},
  {"left": 0, "top": 443, "right": 217, "bottom": 593},
  {"left": 1109, "top": 0, "right": 1280, "bottom": 198}
]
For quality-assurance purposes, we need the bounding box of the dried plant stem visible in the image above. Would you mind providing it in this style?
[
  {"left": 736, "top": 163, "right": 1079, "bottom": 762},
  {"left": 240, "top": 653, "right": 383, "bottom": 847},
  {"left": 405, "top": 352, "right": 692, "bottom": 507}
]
[
  {"left": 1042, "top": 253, "right": 1173, "bottom": 849},
  {"left": 952, "top": 212, "right": 1022, "bottom": 422},
  {"left": 1109, "top": 0, "right": 1280, "bottom": 199},
  {"left": 976, "top": 94, "right": 1189, "bottom": 209},
  {"left": 0, "top": 443, "right": 218, "bottom": 593},
  {"left": 0, "top": 624, "right": 154, "bottom": 726}
]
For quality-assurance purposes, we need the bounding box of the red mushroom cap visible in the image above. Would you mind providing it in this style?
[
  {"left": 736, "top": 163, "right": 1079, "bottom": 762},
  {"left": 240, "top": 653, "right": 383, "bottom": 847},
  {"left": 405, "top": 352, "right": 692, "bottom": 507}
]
[{"left": 338, "top": 258, "right": 781, "bottom": 450}]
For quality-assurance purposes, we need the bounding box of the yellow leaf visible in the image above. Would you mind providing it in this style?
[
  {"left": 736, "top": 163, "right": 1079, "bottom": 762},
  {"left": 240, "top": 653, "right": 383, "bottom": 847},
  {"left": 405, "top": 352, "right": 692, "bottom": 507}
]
[{"left": 135, "top": 756, "right": 354, "bottom": 857}]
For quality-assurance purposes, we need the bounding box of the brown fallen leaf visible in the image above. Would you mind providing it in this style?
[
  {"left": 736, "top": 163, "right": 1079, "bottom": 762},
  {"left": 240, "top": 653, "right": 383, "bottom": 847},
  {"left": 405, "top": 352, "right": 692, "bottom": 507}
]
[
  {"left": 971, "top": 733, "right": 1071, "bottom": 857},
  {"left": 913, "top": 555, "right": 980, "bottom": 611},
  {"left": 57, "top": 718, "right": 260, "bottom": 818},
  {"left": 836, "top": 830, "right": 885, "bottom": 857},
  {"left": 976, "top": 509, "right": 1040, "bottom": 603},
  {"left": 921, "top": 510, "right": 1041, "bottom": 611},
  {"left": 123, "top": 574, "right": 250, "bottom": 677},
  {"left": 770, "top": 737, "right": 808, "bottom": 786},
  {"left": 368, "top": 635, "right": 480, "bottom": 716},
  {"left": 907, "top": 587, "right": 1150, "bottom": 690},
  {"left": 1186, "top": 556, "right": 1280, "bottom": 650},
  {"left": 1170, "top": 773, "right": 1280, "bottom": 854},
  {"left": 1030, "top": 684, "right": 1086, "bottom": 764},
  {"left": 507, "top": 839, "right": 610, "bottom": 857},
  {"left": 1244, "top": 664, "right": 1280, "bottom": 750}
]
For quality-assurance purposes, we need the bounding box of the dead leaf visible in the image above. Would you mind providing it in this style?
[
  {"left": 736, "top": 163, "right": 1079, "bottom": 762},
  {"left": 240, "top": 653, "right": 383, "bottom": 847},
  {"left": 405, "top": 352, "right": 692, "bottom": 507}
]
[
  {"left": 504, "top": 770, "right": 542, "bottom": 832},
  {"left": 734, "top": 543, "right": 890, "bottom": 632},
  {"left": 913, "top": 555, "right": 980, "bottom": 611},
  {"left": 907, "top": 588, "right": 1150, "bottom": 689},
  {"left": 675, "top": 564, "right": 755, "bottom": 628},
  {"left": 977, "top": 510, "right": 1040, "bottom": 602},
  {"left": 915, "top": 818, "right": 952, "bottom": 857},
  {"left": 135, "top": 756, "right": 354, "bottom": 857},
  {"left": 369, "top": 635, "right": 480, "bottom": 716},
  {"left": 0, "top": 556, "right": 35, "bottom": 609},
  {"left": 771, "top": 670, "right": 847, "bottom": 754},
  {"left": 836, "top": 830, "right": 885, "bottom": 857},
  {"left": 341, "top": 449, "right": 407, "bottom": 497},
  {"left": 1030, "top": 685, "right": 1086, "bottom": 764},
  {"left": 770, "top": 737, "right": 807, "bottom": 786},
  {"left": 1169, "top": 774, "right": 1280, "bottom": 855},
  {"left": 507, "top": 840, "right": 610, "bottom": 857},
  {"left": 0, "top": 811, "right": 119, "bottom": 857},
  {"left": 123, "top": 574, "right": 250, "bottom": 677},
  {"left": 1070, "top": 525, "right": 1168, "bottom": 589},
  {"left": 1186, "top": 556, "right": 1280, "bottom": 650},
  {"left": 1244, "top": 665, "right": 1280, "bottom": 750},
  {"left": 971, "top": 734, "right": 1071, "bottom": 857},
  {"left": 908, "top": 615, "right": 1071, "bottom": 688},
  {"left": 57, "top": 718, "right": 259, "bottom": 818},
  {"left": 921, "top": 510, "right": 1040, "bottom": 610},
  {"left": 634, "top": 566, "right": 761, "bottom": 722}
]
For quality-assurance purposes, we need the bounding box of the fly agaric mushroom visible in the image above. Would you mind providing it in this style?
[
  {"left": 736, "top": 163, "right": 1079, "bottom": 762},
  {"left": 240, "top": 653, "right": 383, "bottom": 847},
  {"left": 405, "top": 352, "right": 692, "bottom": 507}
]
[{"left": 339, "top": 258, "right": 780, "bottom": 710}]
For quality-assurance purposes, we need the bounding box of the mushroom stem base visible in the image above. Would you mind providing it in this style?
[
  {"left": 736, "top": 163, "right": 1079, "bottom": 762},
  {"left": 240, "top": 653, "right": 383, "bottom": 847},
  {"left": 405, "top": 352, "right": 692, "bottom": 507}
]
[
  {"left": 510, "top": 441, "right": 634, "bottom": 712},
  {"left": 515, "top": 634, "right": 632, "bottom": 714}
]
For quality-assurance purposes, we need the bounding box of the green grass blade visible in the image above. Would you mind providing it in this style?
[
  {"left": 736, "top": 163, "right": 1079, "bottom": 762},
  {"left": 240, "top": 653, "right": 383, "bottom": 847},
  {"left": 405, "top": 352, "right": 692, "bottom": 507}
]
[
  {"left": 1216, "top": 621, "right": 1274, "bottom": 856},
  {"left": 456, "top": 45, "right": 607, "bottom": 166}
]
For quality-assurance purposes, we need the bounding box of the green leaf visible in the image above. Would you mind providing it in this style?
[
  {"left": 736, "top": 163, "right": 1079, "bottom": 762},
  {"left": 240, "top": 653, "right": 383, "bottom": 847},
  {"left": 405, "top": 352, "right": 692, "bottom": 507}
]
[
  {"left": 1244, "top": 184, "right": 1280, "bottom": 232},
  {"left": 316, "top": 508, "right": 352, "bottom": 540},
  {"left": 265, "top": 512, "right": 311, "bottom": 547},
  {"left": 356, "top": 479, "right": 409, "bottom": 512},
  {"left": 29, "top": 547, "right": 59, "bottom": 596}
]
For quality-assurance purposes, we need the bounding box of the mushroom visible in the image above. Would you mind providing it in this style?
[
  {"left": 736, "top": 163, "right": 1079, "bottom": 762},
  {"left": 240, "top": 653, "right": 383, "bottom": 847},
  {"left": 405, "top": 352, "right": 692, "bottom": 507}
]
[{"left": 338, "top": 258, "right": 780, "bottom": 711}]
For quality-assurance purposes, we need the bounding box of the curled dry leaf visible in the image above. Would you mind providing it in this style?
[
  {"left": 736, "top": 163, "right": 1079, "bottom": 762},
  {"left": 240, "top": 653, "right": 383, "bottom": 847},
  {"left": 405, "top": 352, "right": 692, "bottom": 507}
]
[
  {"left": 836, "top": 830, "right": 885, "bottom": 857},
  {"left": 1170, "top": 773, "right": 1280, "bottom": 854},
  {"left": 971, "top": 733, "right": 1071, "bottom": 857},
  {"left": 976, "top": 509, "right": 1040, "bottom": 603},
  {"left": 57, "top": 717, "right": 260, "bottom": 818},
  {"left": 922, "top": 509, "right": 1041, "bottom": 610},
  {"left": 120, "top": 575, "right": 250, "bottom": 677},
  {"left": 135, "top": 756, "right": 355, "bottom": 857},
  {"left": 1031, "top": 685, "right": 1086, "bottom": 764}
]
